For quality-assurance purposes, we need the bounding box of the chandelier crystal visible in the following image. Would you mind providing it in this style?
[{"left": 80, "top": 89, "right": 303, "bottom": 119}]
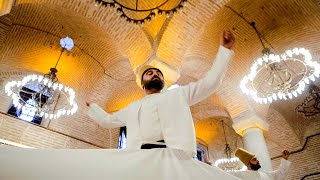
[
  {"left": 4, "top": 37, "right": 78, "bottom": 120},
  {"left": 214, "top": 120, "right": 247, "bottom": 172},
  {"left": 94, "top": 0, "right": 187, "bottom": 25}
]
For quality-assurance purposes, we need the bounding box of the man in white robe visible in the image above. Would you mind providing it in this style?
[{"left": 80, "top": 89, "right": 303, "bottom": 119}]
[
  {"left": 87, "top": 30, "right": 235, "bottom": 155},
  {"left": 231, "top": 148, "right": 291, "bottom": 180},
  {"left": 0, "top": 31, "right": 241, "bottom": 180},
  {"left": 85, "top": 31, "right": 241, "bottom": 180}
]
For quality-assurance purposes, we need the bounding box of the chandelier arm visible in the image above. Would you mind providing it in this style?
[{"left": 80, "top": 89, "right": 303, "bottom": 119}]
[
  {"left": 269, "top": 75, "right": 275, "bottom": 86},
  {"left": 115, "top": 0, "right": 182, "bottom": 21},
  {"left": 111, "top": 0, "right": 170, "bottom": 12},
  {"left": 264, "top": 70, "right": 274, "bottom": 85},
  {"left": 275, "top": 71, "right": 289, "bottom": 87},
  {"left": 51, "top": 93, "right": 61, "bottom": 114},
  {"left": 283, "top": 61, "right": 308, "bottom": 88},
  {"left": 121, "top": 9, "right": 152, "bottom": 21},
  {"left": 282, "top": 60, "right": 305, "bottom": 78},
  {"left": 282, "top": 61, "right": 294, "bottom": 74},
  {"left": 16, "top": 90, "right": 37, "bottom": 108}
]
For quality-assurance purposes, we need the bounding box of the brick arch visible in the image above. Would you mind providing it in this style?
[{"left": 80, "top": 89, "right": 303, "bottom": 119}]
[
  {"left": 15, "top": 0, "right": 153, "bottom": 70},
  {"left": 194, "top": 116, "right": 243, "bottom": 164},
  {"left": 191, "top": 97, "right": 242, "bottom": 163}
]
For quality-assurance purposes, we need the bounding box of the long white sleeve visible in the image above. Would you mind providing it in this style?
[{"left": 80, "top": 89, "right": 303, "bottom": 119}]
[
  {"left": 87, "top": 103, "right": 126, "bottom": 128},
  {"left": 181, "top": 45, "right": 234, "bottom": 106},
  {"left": 268, "top": 158, "right": 291, "bottom": 180}
]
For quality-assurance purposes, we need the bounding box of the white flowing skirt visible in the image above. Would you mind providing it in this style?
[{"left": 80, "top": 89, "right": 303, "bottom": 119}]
[{"left": 0, "top": 147, "right": 241, "bottom": 180}]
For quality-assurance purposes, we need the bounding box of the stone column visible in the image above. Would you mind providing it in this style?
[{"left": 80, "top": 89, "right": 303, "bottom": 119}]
[{"left": 233, "top": 113, "right": 273, "bottom": 171}]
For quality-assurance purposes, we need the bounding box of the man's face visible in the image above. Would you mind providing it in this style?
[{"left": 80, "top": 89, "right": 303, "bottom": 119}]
[
  {"left": 141, "top": 68, "right": 164, "bottom": 91},
  {"left": 249, "top": 156, "right": 261, "bottom": 171}
]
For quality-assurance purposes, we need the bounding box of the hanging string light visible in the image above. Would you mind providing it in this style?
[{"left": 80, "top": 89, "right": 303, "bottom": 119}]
[
  {"left": 4, "top": 37, "right": 78, "bottom": 120},
  {"left": 224, "top": 6, "right": 320, "bottom": 104},
  {"left": 214, "top": 120, "right": 247, "bottom": 172}
]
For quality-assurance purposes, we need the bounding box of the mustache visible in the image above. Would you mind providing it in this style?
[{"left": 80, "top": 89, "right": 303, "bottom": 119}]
[{"left": 152, "top": 75, "right": 161, "bottom": 80}]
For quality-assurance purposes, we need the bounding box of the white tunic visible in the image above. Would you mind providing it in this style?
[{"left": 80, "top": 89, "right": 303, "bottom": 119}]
[
  {"left": 230, "top": 158, "right": 291, "bottom": 180},
  {"left": 139, "top": 93, "right": 163, "bottom": 142}
]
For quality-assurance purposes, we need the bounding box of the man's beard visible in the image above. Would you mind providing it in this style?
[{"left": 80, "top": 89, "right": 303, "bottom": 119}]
[
  {"left": 249, "top": 162, "right": 261, "bottom": 171},
  {"left": 142, "top": 76, "right": 164, "bottom": 91}
]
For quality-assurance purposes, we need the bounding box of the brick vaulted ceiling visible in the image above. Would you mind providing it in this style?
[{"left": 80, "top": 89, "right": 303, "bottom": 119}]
[{"left": 0, "top": 0, "right": 320, "bottom": 158}]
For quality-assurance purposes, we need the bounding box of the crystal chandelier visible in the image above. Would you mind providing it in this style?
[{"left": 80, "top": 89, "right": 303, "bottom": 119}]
[
  {"left": 214, "top": 120, "right": 247, "bottom": 172},
  {"left": 239, "top": 22, "right": 320, "bottom": 104},
  {"left": 94, "top": 0, "right": 187, "bottom": 25},
  {"left": 296, "top": 83, "right": 320, "bottom": 118},
  {"left": 4, "top": 37, "right": 78, "bottom": 120}
]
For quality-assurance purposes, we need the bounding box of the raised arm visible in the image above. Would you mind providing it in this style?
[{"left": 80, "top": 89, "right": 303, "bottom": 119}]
[
  {"left": 182, "top": 30, "right": 235, "bottom": 106},
  {"left": 270, "top": 150, "right": 291, "bottom": 180},
  {"left": 87, "top": 103, "right": 126, "bottom": 128}
]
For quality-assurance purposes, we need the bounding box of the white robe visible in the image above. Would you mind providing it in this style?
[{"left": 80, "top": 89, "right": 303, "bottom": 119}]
[
  {"left": 88, "top": 45, "right": 235, "bottom": 155},
  {"left": 230, "top": 159, "right": 291, "bottom": 180},
  {"left": 0, "top": 147, "right": 242, "bottom": 180},
  {"left": 139, "top": 93, "right": 164, "bottom": 142}
]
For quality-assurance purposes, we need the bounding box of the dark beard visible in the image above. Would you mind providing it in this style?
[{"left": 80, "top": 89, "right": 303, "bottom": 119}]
[
  {"left": 250, "top": 162, "right": 261, "bottom": 171},
  {"left": 143, "top": 78, "right": 164, "bottom": 91}
]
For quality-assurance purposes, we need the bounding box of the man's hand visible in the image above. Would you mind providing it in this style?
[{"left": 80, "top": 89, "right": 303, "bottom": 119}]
[
  {"left": 282, "top": 150, "right": 290, "bottom": 160},
  {"left": 221, "top": 30, "right": 235, "bottom": 49}
]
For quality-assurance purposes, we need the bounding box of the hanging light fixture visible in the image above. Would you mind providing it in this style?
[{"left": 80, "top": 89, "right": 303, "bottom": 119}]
[
  {"left": 296, "top": 82, "right": 320, "bottom": 118},
  {"left": 94, "top": 0, "right": 187, "bottom": 25},
  {"left": 4, "top": 37, "right": 78, "bottom": 120},
  {"left": 214, "top": 120, "right": 247, "bottom": 172},
  {"left": 227, "top": 6, "right": 320, "bottom": 104}
]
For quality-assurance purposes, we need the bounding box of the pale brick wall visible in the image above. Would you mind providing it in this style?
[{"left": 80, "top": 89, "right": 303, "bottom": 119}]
[
  {"left": 0, "top": 111, "right": 119, "bottom": 149},
  {"left": 271, "top": 134, "right": 320, "bottom": 180},
  {"left": 0, "top": 113, "right": 101, "bottom": 148}
]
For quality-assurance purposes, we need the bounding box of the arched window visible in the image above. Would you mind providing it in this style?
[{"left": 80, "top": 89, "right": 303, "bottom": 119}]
[
  {"left": 194, "top": 143, "right": 209, "bottom": 162},
  {"left": 118, "top": 126, "right": 127, "bottom": 149}
]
